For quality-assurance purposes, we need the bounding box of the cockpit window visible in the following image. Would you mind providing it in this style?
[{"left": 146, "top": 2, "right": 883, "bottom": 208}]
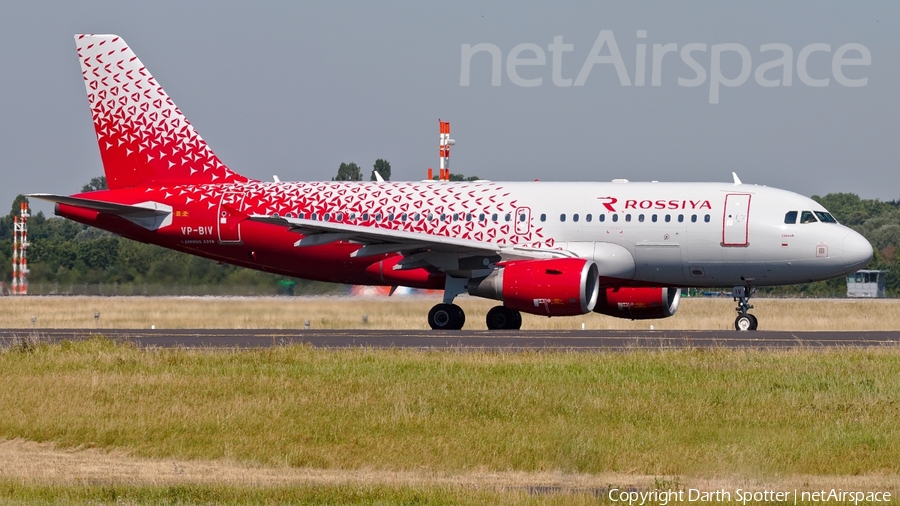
[
  {"left": 784, "top": 211, "right": 797, "bottom": 224},
  {"left": 799, "top": 211, "right": 818, "bottom": 224},
  {"left": 814, "top": 211, "right": 837, "bottom": 224}
]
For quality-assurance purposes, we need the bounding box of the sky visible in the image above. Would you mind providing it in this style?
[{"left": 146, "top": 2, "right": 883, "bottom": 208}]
[{"left": 1, "top": 1, "right": 897, "bottom": 216}]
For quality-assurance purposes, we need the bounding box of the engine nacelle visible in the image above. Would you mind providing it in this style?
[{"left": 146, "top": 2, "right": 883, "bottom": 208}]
[
  {"left": 594, "top": 287, "right": 681, "bottom": 320},
  {"left": 468, "top": 258, "right": 599, "bottom": 316}
]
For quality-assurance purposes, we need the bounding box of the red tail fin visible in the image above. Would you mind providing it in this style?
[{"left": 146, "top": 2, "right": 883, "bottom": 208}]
[{"left": 75, "top": 34, "right": 249, "bottom": 189}]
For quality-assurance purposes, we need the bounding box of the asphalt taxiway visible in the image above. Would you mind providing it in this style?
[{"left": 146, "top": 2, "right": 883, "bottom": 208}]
[{"left": 1, "top": 328, "right": 898, "bottom": 350}]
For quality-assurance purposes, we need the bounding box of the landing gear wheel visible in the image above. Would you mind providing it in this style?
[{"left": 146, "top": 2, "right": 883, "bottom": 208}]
[
  {"left": 428, "top": 303, "right": 465, "bottom": 330},
  {"left": 486, "top": 306, "right": 523, "bottom": 330},
  {"left": 734, "top": 313, "right": 758, "bottom": 331},
  {"left": 732, "top": 285, "right": 758, "bottom": 331}
]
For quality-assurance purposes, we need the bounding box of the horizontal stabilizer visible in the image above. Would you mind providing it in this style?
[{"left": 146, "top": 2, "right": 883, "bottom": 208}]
[{"left": 29, "top": 193, "right": 173, "bottom": 230}]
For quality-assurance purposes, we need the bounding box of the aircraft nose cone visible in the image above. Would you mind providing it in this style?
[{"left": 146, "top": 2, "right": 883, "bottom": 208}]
[{"left": 843, "top": 231, "right": 873, "bottom": 269}]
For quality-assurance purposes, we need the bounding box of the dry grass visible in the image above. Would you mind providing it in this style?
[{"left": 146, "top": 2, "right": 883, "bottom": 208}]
[
  {"left": 2, "top": 340, "right": 899, "bottom": 477},
  {"left": 2, "top": 340, "right": 899, "bottom": 503},
  {"left": 1, "top": 439, "right": 896, "bottom": 494},
  {"left": 0, "top": 295, "right": 898, "bottom": 331}
]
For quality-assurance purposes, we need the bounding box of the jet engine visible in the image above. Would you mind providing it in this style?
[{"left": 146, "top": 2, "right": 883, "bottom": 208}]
[
  {"left": 468, "top": 258, "right": 600, "bottom": 316},
  {"left": 593, "top": 287, "right": 681, "bottom": 319}
]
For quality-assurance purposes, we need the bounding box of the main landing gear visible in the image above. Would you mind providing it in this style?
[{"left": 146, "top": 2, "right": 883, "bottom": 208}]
[
  {"left": 428, "top": 276, "right": 523, "bottom": 330},
  {"left": 427, "top": 303, "right": 522, "bottom": 330},
  {"left": 733, "top": 285, "right": 758, "bottom": 331},
  {"left": 486, "top": 305, "right": 522, "bottom": 330},
  {"left": 427, "top": 303, "right": 466, "bottom": 330}
]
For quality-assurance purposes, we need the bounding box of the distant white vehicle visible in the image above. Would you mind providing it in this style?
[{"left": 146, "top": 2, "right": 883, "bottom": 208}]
[{"left": 847, "top": 270, "right": 887, "bottom": 298}]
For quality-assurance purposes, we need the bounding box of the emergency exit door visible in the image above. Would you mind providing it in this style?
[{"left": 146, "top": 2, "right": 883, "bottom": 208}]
[
  {"left": 722, "top": 193, "right": 751, "bottom": 246},
  {"left": 217, "top": 191, "right": 246, "bottom": 244}
]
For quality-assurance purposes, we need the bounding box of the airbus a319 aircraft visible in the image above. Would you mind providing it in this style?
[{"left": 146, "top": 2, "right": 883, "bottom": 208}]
[{"left": 32, "top": 35, "right": 873, "bottom": 331}]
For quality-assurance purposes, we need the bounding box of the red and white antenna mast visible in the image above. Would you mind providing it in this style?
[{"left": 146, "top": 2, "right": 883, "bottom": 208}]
[
  {"left": 11, "top": 201, "right": 29, "bottom": 295},
  {"left": 438, "top": 119, "right": 455, "bottom": 181}
]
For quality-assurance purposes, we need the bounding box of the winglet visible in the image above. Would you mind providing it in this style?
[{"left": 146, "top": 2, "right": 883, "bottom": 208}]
[
  {"left": 732, "top": 172, "right": 742, "bottom": 185},
  {"left": 374, "top": 171, "right": 385, "bottom": 183}
]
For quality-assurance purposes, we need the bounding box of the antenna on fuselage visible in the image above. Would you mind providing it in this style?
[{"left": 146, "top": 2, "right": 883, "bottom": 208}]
[{"left": 732, "top": 172, "right": 743, "bottom": 185}]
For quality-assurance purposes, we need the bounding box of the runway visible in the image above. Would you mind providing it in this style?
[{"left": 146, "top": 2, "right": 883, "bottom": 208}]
[{"left": 1, "top": 328, "right": 899, "bottom": 350}]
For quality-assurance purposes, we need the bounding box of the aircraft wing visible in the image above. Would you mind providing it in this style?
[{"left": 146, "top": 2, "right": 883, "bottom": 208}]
[
  {"left": 249, "top": 214, "right": 574, "bottom": 261},
  {"left": 28, "top": 193, "right": 173, "bottom": 230}
]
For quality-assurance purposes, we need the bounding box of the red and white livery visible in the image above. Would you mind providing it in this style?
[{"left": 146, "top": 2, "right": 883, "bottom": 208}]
[{"left": 33, "top": 35, "right": 873, "bottom": 331}]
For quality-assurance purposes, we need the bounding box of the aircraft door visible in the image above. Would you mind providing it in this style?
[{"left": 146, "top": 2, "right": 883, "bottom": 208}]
[
  {"left": 722, "top": 193, "right": 751, "bottom": 246},
  {"left": 217, "top": 190, "right": 247, "bottom": 244},
  {"left": 515, "top": 207, "right": 531, "bottom": 235}
]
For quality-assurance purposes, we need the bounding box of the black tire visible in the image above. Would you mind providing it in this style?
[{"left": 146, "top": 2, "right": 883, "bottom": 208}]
[
  {"left": 486, "top": 306, "right": 522, "bottom": 330},
  {"left": 429, "top": 303, "right": 465, "bottom": 330},
  {"left": 450, "top": 304, "right": 465, "bottom": 330},
  {"left": 511, "top": 310, "right": 522, "bottom": 330},
  {"left": 734, "top": 314, "right": 754, "bottom": 331},
  {"left": 748, "top": 313, "right": 758, "bottom": 331}
]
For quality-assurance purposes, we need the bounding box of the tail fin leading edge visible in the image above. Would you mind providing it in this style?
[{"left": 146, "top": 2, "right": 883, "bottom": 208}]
[{"left": 75, "top": 34, "right": 248, "bottom": 189}]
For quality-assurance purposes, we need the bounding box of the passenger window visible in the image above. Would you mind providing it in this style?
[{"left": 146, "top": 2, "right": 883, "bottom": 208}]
[
  {"left": 480, "top": 213, "right": 486, "bottom": 221},
  {"left": 440, "top": 214, "right": 446, "bottom": 221},
  {"left": 540, "top": 214, "right": 546, "bottom": 222},
  {"left": 349, "top": 213, "right": 356, "bottom": 220},
  {"left": 784, "top": 211, "right": 798, "bottom": 224},
  {"left": 573, "top": 214, "right": 579, "bottom": 222},
  {"left": 651, "top": 214, "right": 657, "bottom": 223},
  {"left": 612, "top": 214, "right": 618, "bottom": 222},
  {"left": 466, "top": 213, "right": 472, "bottom": 222},
  {"left": 560, "top": 214, "right": 566, "bottom": 222},
  {"left": 387, "top": 213, "right": 393, "bottom": 221},
  {"left": 704, "top": 214, "right": 710, "bottom": 223},
  {"left": 625, "top": 214, "right": 631, "bottom": 222},
  {"left": 599, "top": 214, "right": 606, "bottom": 222},
  {"left": 427, "top": 213, "right": 433, "bottom": 221},
  {"left": 665, "top": 214, "right": 671, "bottom": 223},
  {"left": 814, "top": 211, "right": 837, "bottom": 223},
  {"left": 311, "top": 213, "right": 318, "bottom": 220},
  {"left": 323, "top": 213, "right": 330, "bottom": 221},
  {"left": 492, "top": 213, "right": 498, "bottom": 221},
  {"left": 400, "top": 213, "right": 407, "bottom": 222},
  {"left": 586, "top": 214, "right": 592, "bottom": 222},
  {"left": 453, "top": 213, "right": 458, "bottom": 221},
  {"left": 638, "top": 214, "right": 645, "bottom": 222},
  {"left": 800, "top": 211, "right": 817, "bottom": 224},
  {"left": 375, "top": 213, "right": 383, "bottom": 221},
  {"left": 518, "top": 213, "right": 526, "bottom": 222},
  {"left": 691, "top": 214, "right": 697, "bottom": 223},
  {"left": 505, "top": 214, "right": 511, "bottom": 222},
  {"left": 678, "top": 214, "right": 684, "bottom": 223},
  {"left": 362, "top": 213, "right": 369, "bottom": 221}
]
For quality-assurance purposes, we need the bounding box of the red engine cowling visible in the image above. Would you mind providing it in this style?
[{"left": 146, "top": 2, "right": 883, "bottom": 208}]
[
  {"left": 468, "top": 258, "right": 600, "bottom": 316},
  {"left": 594, "top": 287, "right": 681, "bottom": 319}
]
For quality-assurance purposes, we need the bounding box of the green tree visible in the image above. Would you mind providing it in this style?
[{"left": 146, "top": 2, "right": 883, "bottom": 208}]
[
  {"left": 81, "top": 176, "right": 108, "bottom": 192},
  {"left": 333, "top": 163, "right": 362, "bottom": 181},
  {"left": 370, "top": 159, "right": 392, "bottom": 181},
  {"left": 448, "top": 173, "right": 481, "bottom": 182}
]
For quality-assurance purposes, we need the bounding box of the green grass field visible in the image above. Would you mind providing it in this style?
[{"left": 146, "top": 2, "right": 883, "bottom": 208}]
[{"left": 1, "top": 338, "right": 899, "bottom": 504}]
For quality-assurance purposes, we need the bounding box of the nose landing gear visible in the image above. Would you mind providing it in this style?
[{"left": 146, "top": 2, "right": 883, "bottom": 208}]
[{"left": 733, "top": 285, "right": 758, "bottom": 331}]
